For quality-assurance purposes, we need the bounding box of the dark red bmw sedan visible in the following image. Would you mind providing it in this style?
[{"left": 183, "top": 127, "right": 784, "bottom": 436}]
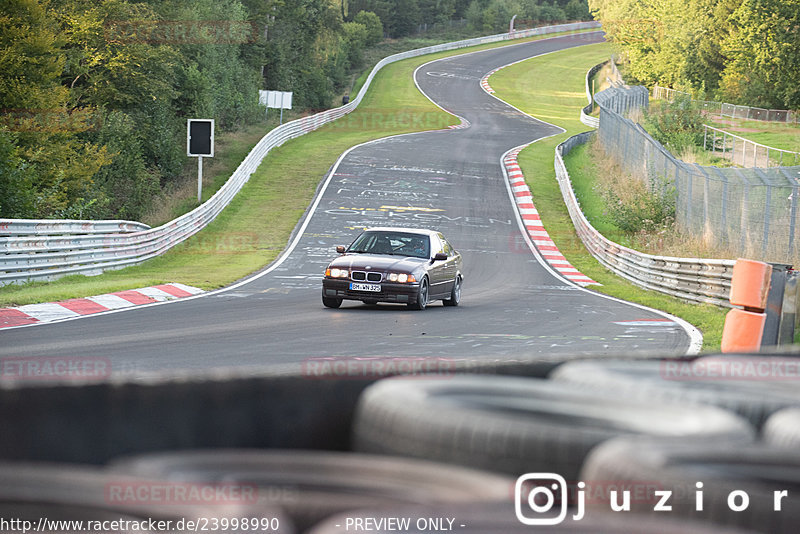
[{"left": 322, "top": 227, "right": 463, "bottom": 310}]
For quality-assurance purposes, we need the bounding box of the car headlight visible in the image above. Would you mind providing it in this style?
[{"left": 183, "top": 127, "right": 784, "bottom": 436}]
[
  {"left": 387, "top": 273, "right": 416, "bottom": 283},
  {"left": 326, "top": 268, "right": 349, "bottom": 278}
]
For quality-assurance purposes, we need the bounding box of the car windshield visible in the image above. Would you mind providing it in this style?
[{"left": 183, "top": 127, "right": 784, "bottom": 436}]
[{"left": 347, "top": 231, "right": 430, "bottom": 259}]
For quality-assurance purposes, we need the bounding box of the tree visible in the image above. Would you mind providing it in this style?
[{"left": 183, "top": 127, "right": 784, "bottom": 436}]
[
  {"left": 389, "top": 0, "right": 421, "bottom": 36},
  {"left": 354, "top": 10, "right": 384, "bottom": 44},
  {"left": 0, "top": 0, "right": 109, "bottom": 218},
  {"left": 419, "top": 0, "right": 456, "bottom": 25},
  {"left": 720, "top": 0, "right": 800, "bottom": 108}
]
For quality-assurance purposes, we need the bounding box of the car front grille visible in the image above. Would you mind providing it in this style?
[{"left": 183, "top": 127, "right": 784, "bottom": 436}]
[{"left": 351, "top": 271, "right": 382, "bottom": 282}]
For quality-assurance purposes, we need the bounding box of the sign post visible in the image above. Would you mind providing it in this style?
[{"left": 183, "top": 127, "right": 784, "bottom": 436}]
[
  {"left": 187, "top": 119, "right": 214, "bottom": 203},
  {"left": 260, "top": 90, "right": 293, "bottom": 124}
]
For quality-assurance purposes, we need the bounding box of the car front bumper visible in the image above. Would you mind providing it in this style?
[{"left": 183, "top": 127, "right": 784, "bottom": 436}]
[{"left": 322, "top": 278, "right": 421, "bottom": 304}]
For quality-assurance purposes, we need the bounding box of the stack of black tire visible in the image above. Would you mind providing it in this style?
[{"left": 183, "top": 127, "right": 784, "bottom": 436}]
[{"left": 3, "top": 354, "right": 798, "bottom": 533}]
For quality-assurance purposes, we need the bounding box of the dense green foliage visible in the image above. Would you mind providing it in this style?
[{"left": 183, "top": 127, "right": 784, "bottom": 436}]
[
  {"left": 590, "top": 0, "right": 800, "bottom": 110},
  {"left": 1, "top": 0, "right": 589, "bottom": 221},
  {"left": 466, "top": 0, "right": 589, "bottom": 32},
  {"left": 347, "top": 0, "right": 588, "bottom": 36},
  {"left": 642, "top": 97, "right": 705, "bottom": 154}
]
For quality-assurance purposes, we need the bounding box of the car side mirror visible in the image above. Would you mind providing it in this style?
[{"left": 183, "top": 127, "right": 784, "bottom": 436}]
[
  {"left": 336, "top": 245, "right": 346, "bottom": 254},
  {"left": 432, "top": 252, "right": 448, "bottom": 262}
]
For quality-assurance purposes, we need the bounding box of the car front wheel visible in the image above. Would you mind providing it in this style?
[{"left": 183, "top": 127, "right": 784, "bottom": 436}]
[{"left": 322, "top": 296, "right": 342, "bottom": 309}]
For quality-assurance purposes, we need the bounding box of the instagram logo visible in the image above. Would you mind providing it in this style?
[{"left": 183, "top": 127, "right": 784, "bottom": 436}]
[{"left": 515, "top": 473, "right": 584, "bottom": 525}]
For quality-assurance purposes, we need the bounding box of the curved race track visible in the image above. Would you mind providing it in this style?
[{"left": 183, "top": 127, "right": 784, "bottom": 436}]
[{"left": 0, "top": 33, "right": 696, "bottom": 374}]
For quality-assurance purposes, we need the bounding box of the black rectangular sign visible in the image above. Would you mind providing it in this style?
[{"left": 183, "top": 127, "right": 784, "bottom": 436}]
[{"left": 187, "top": 119, "right": 214, "bottom": 157}]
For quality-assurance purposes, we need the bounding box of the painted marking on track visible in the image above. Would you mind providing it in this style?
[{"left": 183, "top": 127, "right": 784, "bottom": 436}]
[
  {"left": 614, "top": 319, "right": 678, "bottom": 327},
  {"left": 379, "top": 206, "right": 445, "bottom": 212}
]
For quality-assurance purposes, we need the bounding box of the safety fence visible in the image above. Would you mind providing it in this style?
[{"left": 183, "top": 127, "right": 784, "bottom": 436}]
[
  {"left": 702, "top": 124, "right": 800, "bottom": 168},
  {"left": 0, "top": 21, "right": 600, "bottom": 286},
  {"left": 593, "top": 84, "right": 800, "bottom": 265},
  {"left": 555, "top": 132, "right": 735, "bottom": 306},
  {"left": 653, "top": 85, "right": 799, "bottom": 124}
]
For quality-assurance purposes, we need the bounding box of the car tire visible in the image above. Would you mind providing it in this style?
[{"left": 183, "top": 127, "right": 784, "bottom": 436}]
[
  {"left": 408, "top": 277, "right": 428, "bottom": 310},
  {"left": 109, "top": 450, "right": 513, "bottom": 532},
  {"left": 580, "top": 436, "right": 800, "bottom": 533},
  {"left": 443, "top": 276, "right": 461, "bottom": 307},
  {"left": 322, "top": 296, "right": 342, "bottom": 308},
  {"left": 550, "top": 356, "right": 800, "bottom": 428},
  {"left": 352, "top": 375, "right": 754, "bottom": 480},
  {"left": 763, "top": 407, "right": 800, "bottom": 448}
]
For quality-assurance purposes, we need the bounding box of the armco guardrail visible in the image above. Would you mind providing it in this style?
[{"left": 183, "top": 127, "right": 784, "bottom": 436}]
[
  {"left": 0, "top": 22, "right": 600, "bottom": 286},
  {"left": 554, "top": 131, "right": 735, "bottom": 307},
  {"left": 0, "top": 219, "right": 149, "bottom": 236},
  {"left": 579, "top": 62, "right": 602, "bottom": 128}
]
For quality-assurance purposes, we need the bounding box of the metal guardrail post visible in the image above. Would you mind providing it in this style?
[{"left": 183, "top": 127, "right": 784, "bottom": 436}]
[
  {"left": 780, "top": 269, "right": 799, "bottom": 345},
  {"left": 763, "top": 263, "right": 794, "bottom": 347}
]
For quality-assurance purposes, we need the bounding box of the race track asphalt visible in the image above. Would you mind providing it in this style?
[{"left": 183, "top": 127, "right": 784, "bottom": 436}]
[{"left": 0, "top": 32, "right": 695, "bottom": 375}]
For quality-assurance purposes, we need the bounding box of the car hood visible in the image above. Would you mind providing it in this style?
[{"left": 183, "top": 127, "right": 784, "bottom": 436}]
[{"left": 327, "top": 254, "right": 427, "bottom": 273}]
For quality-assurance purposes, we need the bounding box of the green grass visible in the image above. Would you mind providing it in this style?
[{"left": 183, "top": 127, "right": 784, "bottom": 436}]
[
  {"left": 490, "top": 43, "right": 728, "bottom": 352},
  {"left": 0, "top": 28, "right": 597, "bottom": 308}
]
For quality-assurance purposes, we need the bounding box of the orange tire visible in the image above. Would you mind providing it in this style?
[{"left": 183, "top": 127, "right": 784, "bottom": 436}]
[
  {"left": 729, "top": 259, "right": 772, "bottom": 310},
  {"left": 721, "top": 308, "right": 766, "bottom": 353}
]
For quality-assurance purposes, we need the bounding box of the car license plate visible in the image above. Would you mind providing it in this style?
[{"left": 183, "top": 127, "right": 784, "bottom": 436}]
[{"left": 350, "top": 282, "right": 381, "bottom": 292}]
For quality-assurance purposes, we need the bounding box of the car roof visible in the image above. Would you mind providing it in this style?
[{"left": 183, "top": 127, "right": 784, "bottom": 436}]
[{"left": 362, "top": 227, "right": 440, "bottom": 237}]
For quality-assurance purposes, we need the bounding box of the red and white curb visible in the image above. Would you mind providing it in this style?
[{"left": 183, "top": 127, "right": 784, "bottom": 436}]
[
  {"left": 0, "top": 283, "right": 204, "bottom": 329},
  {"left": 447, "top": 118, "right": 470, "bottom": 130},
  {"left": 480, "top": 69, "right": 499, "bottom": 94},
  {"left": 504, "top": 147, "right": 599, "bottom": 286}
]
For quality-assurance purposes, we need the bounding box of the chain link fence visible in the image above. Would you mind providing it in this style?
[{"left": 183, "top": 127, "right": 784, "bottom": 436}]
[
  {"left": 653, "top": 86, "right": 800, "bottom": 124},
  {"left": 594, "top": 86, "right": 800, "bottom": 264}
]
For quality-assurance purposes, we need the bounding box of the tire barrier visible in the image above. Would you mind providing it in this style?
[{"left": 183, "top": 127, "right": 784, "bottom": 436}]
[
  {"left": 109, "top": 450, "right": 513, "bottom": 532},
  {"left": 1, "top": 353, "right": 796, "bottom": 531},
  {"left": 550, "top": 356, "right": 800, "bottom": 429},
  {"left": 0, "top": 462, "right": 295, "bottom": 533},
  {"left": 0, "top": 22, "right": 600, "bottom": 287},
  {"left": 352, "top": 375, "right": 754, "bottom": 481},
  {"left": 763, "top": 408, "right": 800, "bottom": 448},
  {"left": 554, "top": 131, "right": 736, "bottom": 306},
  {"left": 580, "top": 436, "right": 800, "bottom": 534}
]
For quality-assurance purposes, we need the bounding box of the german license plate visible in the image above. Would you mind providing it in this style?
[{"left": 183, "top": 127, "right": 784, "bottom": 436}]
[{"left": 350, "top": 282, "right": 381, "bottom": 292}]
